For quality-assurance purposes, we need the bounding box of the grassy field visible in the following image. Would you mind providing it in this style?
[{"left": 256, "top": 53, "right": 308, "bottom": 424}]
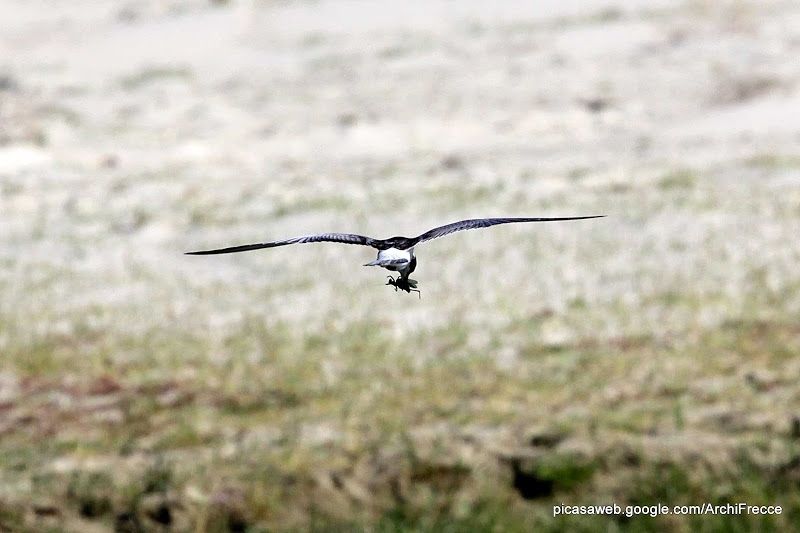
[
  {"left": 3, "top": 309, "right": 800, "bottom": 531},
  {"left": 2, "top": 0, "right": 800, "bottom": 531}
]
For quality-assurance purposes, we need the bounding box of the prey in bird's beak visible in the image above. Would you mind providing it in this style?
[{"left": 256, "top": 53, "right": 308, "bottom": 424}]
[{"left": 386, "top": 276, "right": 420, "bottom": 298}]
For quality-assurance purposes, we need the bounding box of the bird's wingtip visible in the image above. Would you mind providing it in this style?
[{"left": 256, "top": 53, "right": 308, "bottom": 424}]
[{"left": 185, "top": 250, "right": 219, "bottom": 255}]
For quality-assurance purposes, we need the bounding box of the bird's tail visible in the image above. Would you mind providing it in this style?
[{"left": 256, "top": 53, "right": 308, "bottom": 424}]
[{"left": 363, "top": 258, "right": 409, "bottom": 267}]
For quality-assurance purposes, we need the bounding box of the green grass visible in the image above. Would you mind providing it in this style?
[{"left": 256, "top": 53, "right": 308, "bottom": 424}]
[
  {"left": 8, "top": 446, "right": 799, "bottom": 532},
  {"left": 657, "top": 169, "right": 697, "bottom": 191},
  {"left": 1, "top": 315, "right": 798, "bottom": 531},
  {"left": 744, "top": 154, "right": 800, "bottom": 170}
]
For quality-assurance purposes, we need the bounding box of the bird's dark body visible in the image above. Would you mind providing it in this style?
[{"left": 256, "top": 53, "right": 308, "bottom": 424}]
[{"left": 377, "top": 237, "right": 416, "bottom": 250}]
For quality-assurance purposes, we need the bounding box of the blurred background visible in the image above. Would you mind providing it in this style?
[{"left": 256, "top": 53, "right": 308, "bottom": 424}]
[{"left": 1, "top": 0, "right": 799, "bottom": 531}]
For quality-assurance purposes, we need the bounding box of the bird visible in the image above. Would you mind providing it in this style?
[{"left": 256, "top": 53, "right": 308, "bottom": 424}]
[{"left": 186, "top": 216, "right": 604, "bottom": 296}]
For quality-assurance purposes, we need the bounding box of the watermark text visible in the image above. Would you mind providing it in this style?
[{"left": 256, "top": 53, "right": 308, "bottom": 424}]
[{"left": 553, "top": 502, "right": 782, "bottom": 518}]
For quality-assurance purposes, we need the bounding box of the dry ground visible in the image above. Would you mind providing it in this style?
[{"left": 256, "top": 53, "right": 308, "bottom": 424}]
[{"left": 1, "top": 0, "right": 800, "bottom": 531}]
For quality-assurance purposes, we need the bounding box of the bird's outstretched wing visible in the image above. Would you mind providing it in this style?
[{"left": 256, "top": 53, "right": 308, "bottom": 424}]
[
  {"left": 186, "top": 232, "right": 377, "bottom": 255},
  {"left": 411, "top": 216, "right": 605, "bottom": 246}
]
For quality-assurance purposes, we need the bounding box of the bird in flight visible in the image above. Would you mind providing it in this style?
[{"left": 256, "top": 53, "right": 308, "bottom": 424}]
[{"left": 186, "top": 216, "right": 604, "bottom": 296}]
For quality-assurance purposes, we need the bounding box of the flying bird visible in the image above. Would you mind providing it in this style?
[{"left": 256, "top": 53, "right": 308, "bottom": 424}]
[{"left": 186, "top": 216, "right": 604, "bottom": 296}]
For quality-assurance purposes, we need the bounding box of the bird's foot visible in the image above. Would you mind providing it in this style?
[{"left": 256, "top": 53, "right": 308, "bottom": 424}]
[{"left": 386, "top": 276, "right": 421, "bottom": 298}]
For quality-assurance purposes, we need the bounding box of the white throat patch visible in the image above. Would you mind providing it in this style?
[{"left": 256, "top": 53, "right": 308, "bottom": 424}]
[{"left": 378, "top": 247, "right": 413, "bottom": 262}]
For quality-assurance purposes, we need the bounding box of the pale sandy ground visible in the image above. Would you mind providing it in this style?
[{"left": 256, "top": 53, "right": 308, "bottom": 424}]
[
  {"left": 1, "top": 0, "right": 800, "bottom": 527},
  {"left": 3, "top": 0, "right": 799, "bottom": 342}
]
